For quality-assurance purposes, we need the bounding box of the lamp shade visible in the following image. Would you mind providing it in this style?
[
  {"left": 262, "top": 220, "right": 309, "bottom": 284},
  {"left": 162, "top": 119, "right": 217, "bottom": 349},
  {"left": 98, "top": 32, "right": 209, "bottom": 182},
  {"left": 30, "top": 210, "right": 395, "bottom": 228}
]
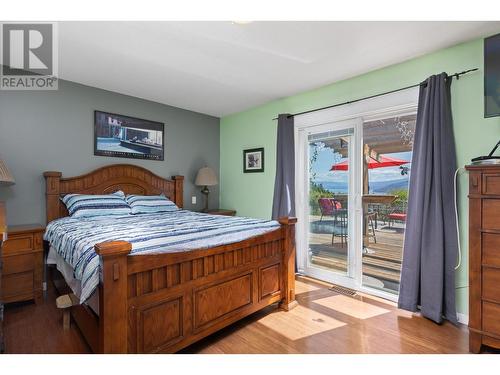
[
  {"left": 0, "top": 160, "right": 15, "bottom": 185},
  {"left": 195, "top": 166, "right": 218, "bottom": 186}
]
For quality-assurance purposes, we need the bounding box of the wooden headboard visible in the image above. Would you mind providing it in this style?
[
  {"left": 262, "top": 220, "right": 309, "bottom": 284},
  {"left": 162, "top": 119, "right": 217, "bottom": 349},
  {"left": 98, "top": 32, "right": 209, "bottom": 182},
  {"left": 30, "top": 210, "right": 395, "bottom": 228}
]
[{"left": 43, "top": 164, "right": 184, "bottom": 223}]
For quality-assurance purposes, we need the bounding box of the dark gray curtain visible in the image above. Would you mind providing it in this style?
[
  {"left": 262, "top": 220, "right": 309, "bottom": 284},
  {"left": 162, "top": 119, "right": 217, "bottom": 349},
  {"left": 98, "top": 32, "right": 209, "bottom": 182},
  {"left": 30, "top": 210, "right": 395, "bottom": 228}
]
[
  {"left": 398, "top": 73, "right": 458, "bottom": 324},
  {"left": 272, "top": 114, "right": 295, "bottom": 219}
]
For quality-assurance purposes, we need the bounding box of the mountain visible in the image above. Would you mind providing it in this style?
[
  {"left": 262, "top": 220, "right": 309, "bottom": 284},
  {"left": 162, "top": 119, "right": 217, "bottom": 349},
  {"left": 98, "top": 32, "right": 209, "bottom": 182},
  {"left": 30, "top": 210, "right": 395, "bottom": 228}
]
[
  {"left": 369, "top": 179, "right": 409, "bottom": 193},
  {"left": 316, "top": 181, "right": 348, "bottom": 193},
  {"left": 317, "top": 178, "right": 408, "bottom": 194}
]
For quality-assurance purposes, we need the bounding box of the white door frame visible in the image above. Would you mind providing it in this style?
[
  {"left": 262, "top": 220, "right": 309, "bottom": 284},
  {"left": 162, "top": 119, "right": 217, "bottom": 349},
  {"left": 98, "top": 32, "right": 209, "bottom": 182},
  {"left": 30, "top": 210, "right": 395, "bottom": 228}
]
[{"left": 294, "top": 87, "right": 419, "bottom": 302}]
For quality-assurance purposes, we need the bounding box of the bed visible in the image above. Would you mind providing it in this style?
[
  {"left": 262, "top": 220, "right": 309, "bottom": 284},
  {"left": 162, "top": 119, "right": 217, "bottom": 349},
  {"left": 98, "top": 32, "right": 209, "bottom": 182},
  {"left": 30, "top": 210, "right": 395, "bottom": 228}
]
[{"left": 43, "top": 164, "right": 297, "bottom": 353}]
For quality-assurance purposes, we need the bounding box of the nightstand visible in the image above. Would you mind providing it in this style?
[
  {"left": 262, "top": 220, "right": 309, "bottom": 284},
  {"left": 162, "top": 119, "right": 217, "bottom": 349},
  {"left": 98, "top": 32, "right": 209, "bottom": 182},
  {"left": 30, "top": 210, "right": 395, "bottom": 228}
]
[
  {"left": 1, "top": 224, "right": 45, "bottom": 305},
  {"left": 206, "top": 209, "right": 236, "bottom": 216}
]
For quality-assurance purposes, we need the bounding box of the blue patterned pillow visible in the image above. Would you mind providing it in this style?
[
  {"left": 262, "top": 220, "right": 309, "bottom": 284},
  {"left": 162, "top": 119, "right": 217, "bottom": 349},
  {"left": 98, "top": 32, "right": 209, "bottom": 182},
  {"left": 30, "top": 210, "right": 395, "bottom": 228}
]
[
  {"left": 61, "top": 191, "right": 131, "bottom": 218},
  {"left": 126, "top": 194, "right": 179, "bottom": 214}
]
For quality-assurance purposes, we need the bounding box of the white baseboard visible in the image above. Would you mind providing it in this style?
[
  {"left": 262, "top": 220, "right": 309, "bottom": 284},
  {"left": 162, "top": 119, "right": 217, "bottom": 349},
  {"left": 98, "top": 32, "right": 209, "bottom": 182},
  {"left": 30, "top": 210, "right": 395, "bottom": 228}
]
[{"left": 457, "top": 312, "right": 469, "bottom": 325}]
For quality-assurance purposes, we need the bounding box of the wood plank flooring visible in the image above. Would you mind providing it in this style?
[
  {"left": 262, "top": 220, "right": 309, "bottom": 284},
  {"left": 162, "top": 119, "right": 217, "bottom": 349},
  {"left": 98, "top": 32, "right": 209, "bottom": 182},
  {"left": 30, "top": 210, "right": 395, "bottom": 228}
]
[{"left": 3, "top": 276, "right": 469, "bottom": 354}]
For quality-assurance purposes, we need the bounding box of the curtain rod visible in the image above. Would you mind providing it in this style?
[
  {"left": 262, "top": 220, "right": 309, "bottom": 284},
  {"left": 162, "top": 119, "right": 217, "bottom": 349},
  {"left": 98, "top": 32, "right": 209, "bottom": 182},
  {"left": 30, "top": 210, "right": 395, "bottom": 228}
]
[{"left": 272, "top": 68, "right": 478, "bottom": 120}]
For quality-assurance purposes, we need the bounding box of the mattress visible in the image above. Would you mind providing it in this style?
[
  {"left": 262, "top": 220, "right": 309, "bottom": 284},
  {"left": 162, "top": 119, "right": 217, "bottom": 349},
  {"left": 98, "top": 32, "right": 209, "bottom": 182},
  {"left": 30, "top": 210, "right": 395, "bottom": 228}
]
[{"left": 44, "top": 210, "right": 280, "bottom": 303}]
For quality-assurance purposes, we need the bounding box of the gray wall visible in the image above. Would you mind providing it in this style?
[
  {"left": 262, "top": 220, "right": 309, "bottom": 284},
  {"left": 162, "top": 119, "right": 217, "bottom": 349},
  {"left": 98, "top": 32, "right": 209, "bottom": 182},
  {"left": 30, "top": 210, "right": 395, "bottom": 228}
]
[{"left": 0, "top": 80, "right": 220, "bottom": 225}]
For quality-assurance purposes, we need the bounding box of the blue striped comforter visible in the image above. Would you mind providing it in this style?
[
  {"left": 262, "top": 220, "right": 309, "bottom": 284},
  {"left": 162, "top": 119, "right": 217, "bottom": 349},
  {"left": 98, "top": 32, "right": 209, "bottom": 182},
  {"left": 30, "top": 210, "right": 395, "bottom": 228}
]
[{"left": 44, "top": 211, "right": 280, "bottom": 303}]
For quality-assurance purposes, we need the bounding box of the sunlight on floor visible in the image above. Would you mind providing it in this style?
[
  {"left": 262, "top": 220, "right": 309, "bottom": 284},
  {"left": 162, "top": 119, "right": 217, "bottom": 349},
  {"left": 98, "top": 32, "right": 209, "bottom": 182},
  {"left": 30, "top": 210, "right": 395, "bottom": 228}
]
[
  {"left": 257, "top": 305, "right": 346, "bottom": 341},
  {"left": 295, "top": 280, "right": 321, "bottom": 295},
  {"left": 314, "top": 294, "right": 390, "bottom": 320}
]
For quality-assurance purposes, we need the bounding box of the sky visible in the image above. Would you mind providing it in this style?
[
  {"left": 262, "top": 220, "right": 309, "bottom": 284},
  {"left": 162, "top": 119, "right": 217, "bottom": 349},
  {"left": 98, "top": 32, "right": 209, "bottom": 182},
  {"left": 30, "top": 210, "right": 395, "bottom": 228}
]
[{"left": 310, "top": 142, "right": 412, "bottom": 184}]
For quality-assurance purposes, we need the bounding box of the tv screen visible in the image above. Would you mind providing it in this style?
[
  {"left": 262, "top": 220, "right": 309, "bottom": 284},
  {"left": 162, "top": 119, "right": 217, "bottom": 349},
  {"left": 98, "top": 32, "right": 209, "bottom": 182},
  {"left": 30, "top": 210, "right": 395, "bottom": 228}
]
[
  {"left": 94, "top": 111, "right": 164, "bottom": 160},
  {"left": 485, "top": 33, "right": 500, "bottom": 118}
]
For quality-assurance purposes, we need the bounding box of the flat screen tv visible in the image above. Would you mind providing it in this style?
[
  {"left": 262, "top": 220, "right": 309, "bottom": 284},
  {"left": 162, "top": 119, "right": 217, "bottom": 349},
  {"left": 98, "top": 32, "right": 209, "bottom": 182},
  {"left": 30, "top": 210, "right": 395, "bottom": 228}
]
[
  {"left": 485, "top": 33, "right": 500, "bottom": 118},
  {"left": 94, "top": 111, "right": 164, "bottom": 161}
]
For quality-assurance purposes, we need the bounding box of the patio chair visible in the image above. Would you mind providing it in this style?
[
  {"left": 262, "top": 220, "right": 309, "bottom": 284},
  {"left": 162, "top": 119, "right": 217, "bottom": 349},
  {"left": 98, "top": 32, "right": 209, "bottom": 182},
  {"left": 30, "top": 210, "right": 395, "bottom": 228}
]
[
  {"left": 318, "top": 198, "right": 342, "bottom": 222},
  {"left": 332, "top": 209, "right": 348, "bottom": 247},
  {"left": 318, "top": 198, "right": 347, "bottom": 247},
  {"left": 388, "top": 211, "right": 406, "bottom": 227}
]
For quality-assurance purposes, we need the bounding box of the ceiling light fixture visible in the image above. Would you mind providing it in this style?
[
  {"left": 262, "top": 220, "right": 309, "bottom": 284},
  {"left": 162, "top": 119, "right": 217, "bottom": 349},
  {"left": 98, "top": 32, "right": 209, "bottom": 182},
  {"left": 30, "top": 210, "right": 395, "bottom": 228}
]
[{"left": 232, "top": 21, "right": 253, "bottom": 25}]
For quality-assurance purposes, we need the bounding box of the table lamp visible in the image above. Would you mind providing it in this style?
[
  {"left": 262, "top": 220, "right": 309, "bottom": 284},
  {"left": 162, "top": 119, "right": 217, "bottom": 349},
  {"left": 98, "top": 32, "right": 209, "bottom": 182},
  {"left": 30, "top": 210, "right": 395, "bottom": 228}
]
[
  {"left": 0, "top": 160, "right": 14, "bottom": 187},
  {"left": 195, "top": 166, "right": 218, "bottom": 212}
]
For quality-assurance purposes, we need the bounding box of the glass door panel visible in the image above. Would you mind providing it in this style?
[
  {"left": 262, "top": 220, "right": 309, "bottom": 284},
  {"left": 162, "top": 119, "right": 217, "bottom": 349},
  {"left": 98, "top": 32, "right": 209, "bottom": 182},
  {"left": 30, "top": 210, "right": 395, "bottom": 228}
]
[
  {"left": 361, "top": 114, "right": 416, "bottom": 294},
  {"left": 307, "top": 128, "right": 354, "bottom": 277}
]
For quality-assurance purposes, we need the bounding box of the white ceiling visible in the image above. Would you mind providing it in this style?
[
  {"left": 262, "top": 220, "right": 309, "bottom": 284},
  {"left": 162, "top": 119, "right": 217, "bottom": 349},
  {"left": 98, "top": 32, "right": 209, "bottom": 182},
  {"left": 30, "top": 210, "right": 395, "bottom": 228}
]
[{"left": 58, "top": 21, "right": 500, "bottom": 117}]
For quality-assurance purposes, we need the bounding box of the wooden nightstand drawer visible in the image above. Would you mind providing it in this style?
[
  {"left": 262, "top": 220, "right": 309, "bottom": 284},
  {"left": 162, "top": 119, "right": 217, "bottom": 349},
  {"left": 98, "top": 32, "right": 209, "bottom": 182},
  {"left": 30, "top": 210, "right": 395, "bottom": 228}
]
[
  {"left": 2, "top": 234, "right": 34, "bottom": 254},
  {"left": 1, "top": 271, "right": 34, "bottom": 301},
  {"left": 2, "top": 253, "right": 35, "bottom": 275}
]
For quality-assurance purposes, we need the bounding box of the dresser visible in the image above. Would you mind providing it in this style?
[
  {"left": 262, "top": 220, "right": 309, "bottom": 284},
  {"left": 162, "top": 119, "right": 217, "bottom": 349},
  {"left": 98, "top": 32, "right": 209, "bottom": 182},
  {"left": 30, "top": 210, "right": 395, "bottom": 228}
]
[
  {"left": 466, "top": 164, "right": 500, "bottom": 353},
  {"left": 0, "top": 224, "right": 45, "bottom": 305}
]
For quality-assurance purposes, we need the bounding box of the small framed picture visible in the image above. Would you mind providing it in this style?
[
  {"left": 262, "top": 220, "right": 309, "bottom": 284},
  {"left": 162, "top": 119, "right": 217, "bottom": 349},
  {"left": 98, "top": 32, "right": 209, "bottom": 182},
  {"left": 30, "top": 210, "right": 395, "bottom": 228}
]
[{"left": 243, "top": 147, "right": 264, "bottom": 173}]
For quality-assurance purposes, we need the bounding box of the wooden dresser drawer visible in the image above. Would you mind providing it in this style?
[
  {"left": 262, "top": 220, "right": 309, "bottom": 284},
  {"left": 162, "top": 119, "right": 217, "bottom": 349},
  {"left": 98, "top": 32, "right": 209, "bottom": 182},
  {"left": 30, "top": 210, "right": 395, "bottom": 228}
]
[
  {"left": 483, "top": 173, "right": 500, "bottom": 195},
  {"left": 482, "top": 267, "right": 500, "bottom": 304},
  {"left": 483, "top": 233, "right": 500, "bottom": 266},
  {"left": 482, "top": 302, "right": 500, "bottom": 336},
  {"left": 483, "top": 199, "right": 500, "bottom": 230}
]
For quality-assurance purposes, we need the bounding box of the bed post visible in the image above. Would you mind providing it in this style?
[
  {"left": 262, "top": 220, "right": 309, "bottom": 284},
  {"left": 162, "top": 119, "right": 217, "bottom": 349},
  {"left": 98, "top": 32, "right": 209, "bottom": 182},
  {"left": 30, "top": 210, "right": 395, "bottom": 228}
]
[
  {"left": 95, "top": 241, "right": 132, "bottom": 353},
  {"left": 278, "top": 217, "right": 298, "bottom": 311},
  {"left": 172, "top": 175, "right": 184, "bottom": 208},
  {"left": 43, "top": 171, "right": 62, "bottom": 223}
]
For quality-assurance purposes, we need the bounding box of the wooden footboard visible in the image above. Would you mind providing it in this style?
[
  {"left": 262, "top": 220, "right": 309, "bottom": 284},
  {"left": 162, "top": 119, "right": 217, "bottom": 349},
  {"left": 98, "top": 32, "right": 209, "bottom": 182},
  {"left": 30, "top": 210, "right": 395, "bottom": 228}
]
[{"left": 94, "top": 217, "right": 297, "bottom": 353}]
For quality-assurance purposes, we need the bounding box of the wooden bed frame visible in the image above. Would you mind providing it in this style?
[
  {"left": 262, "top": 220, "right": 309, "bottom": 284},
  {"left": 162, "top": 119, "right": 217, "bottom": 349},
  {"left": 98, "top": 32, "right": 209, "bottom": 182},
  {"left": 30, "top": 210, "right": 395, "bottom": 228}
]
[{"left": 43, "top": 164, "right": 297, "bottom": 353}]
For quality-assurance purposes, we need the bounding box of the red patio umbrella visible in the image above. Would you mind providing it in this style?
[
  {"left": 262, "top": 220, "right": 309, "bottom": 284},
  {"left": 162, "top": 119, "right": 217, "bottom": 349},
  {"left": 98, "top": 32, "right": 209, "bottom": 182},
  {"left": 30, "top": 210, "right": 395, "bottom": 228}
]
[{"left": 330, "top": 155, "right": 409, "bottom": 171}]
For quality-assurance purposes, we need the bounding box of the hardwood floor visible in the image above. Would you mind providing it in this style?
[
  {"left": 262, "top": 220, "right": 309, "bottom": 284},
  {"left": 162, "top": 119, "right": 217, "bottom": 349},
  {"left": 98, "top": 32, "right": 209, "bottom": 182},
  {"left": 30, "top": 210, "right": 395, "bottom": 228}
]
[
  {"left": 3, "top": 283, "right": 91, "bottom": 354},
  {"left": 3, "top": 276, "right": 469, "bottom": 354}
]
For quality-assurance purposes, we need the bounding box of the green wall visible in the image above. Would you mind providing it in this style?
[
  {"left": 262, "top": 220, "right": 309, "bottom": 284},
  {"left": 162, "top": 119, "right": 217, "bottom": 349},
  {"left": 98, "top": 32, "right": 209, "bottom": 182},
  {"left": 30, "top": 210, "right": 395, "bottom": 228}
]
[{"left": 220, "top": 37, "right": 500, "bottom": 316}]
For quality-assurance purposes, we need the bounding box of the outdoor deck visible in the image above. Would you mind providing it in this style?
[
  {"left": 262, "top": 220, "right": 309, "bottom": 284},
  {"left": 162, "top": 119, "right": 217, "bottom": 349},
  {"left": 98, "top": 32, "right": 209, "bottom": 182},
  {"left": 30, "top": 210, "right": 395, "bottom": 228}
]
[{"left": 308, "top": 215, "right": 404, "bottom": 293}]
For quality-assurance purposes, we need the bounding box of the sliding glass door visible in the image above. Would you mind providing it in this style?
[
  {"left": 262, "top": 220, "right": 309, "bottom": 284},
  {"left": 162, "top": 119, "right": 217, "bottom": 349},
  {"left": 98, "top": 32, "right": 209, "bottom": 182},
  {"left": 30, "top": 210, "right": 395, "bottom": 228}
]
[
  {"left": 295, "top": 100, "right": 417, "bottom": 300},
  {"left": 361, "top": 114, "right": 415, "bottom": 295}
]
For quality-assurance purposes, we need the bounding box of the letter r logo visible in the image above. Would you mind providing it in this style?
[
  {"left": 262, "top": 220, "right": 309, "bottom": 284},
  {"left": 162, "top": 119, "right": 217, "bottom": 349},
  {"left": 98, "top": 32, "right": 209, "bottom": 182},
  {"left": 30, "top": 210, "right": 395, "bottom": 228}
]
[{"left": 2, "top": 23, "right": 53, "bottom": 75}]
